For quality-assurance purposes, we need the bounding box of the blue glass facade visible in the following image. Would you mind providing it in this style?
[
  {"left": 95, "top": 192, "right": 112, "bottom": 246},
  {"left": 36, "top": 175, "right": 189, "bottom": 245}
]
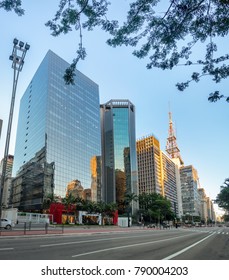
[
  {"left": 100, "top": 100, "right": 138, "bottom": 214},
  {"left": 12, "top": 50, "right": 101, "bottom": 199}
]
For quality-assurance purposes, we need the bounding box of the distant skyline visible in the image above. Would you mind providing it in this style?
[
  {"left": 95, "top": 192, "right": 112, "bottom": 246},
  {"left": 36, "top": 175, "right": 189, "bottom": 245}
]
[{"left": 0, "top": 1, "right": 228, "bottom": 209}]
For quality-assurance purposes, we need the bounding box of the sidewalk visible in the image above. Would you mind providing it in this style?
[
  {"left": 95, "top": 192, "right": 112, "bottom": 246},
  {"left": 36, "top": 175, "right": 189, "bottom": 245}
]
[{"left": 0, "top": 225, "right": 152, "bottom": 238}]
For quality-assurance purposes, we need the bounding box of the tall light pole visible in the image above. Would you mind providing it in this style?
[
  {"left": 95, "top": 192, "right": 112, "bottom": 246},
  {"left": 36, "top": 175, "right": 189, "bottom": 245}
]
[{"left": 0, "top": 38, "right": 30, "bottom": 222}]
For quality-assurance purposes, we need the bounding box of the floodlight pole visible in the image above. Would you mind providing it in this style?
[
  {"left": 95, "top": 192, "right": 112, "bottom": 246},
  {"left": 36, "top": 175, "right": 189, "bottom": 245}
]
[{"left": 0, "top": 38, "right": 30, "bottom": 224}]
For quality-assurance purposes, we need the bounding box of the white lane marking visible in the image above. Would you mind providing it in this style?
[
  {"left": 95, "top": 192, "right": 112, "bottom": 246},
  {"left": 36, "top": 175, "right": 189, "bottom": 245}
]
[
  {"left": 40, "top": 231, "right": 186, "bottom": 248},
  {"left": 40, "top": 233, "right": 166, "bottom": 248},
  {"left": 71, "top": 233, "right": 203, "bottom": 258},
  {"left": 163, "top": 232, "right": 215, "bottom": 260},
  {"left": 0, "top": 248, "right": 14, "bottom": 251}
]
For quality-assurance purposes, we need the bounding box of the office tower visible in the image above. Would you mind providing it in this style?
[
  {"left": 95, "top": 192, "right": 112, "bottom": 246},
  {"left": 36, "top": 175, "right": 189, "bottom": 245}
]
[
  {"left": 165, "top": 111, "right": 183, "bottom": 217},
  {"left": 198, "top": 188, "right": 208, "bottom": 224},
  {"left": 161, "top": 152, "right": 179, "bottom": 217},
  {"left": 180, "top": 165, "right": 201, "bottom": 217},
  {"left": 100, "top": 100, "right": 138, "bottom": 214},
  {"left": 12, "top": 50, "right": 101, "bottom": 210},
  {"left": 206, "top": 197, "right": 216, "bottom": 223},
  {"left": 137, "top": 135, "right": 179, "bottom": 217},
  {"left": 136, "top": 135, "right": 163, "bottom": 194}
]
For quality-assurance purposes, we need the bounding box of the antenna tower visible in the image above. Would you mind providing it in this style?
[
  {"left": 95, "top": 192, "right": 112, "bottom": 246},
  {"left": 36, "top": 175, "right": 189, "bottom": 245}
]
[{"left": 166, "top": 112, "right": 183, "bottom": 165}]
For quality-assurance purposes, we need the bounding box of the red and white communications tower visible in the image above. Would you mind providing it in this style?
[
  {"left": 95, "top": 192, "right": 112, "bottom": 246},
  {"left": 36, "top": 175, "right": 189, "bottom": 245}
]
[{"left": 165, "top": 111, "right": 184, "bottom": 166}]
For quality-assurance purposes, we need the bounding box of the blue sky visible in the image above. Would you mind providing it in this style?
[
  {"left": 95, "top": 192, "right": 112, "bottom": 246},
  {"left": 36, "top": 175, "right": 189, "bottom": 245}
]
[{"left": 0, "top": 1, "right": 228, "bottom": 206}]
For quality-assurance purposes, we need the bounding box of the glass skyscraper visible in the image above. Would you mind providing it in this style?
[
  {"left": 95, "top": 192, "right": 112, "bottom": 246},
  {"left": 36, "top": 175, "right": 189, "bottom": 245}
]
[
  {"left": 100, "top": 100, "right": 138, "bottom": 214},
  {"left": 12, "top": 50, "right": 101, "bottom": 203}
]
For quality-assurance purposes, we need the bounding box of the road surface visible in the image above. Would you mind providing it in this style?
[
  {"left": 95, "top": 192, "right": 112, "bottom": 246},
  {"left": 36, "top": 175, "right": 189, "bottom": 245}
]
[{"left": 0, "top": 226, "right": 228, "bottom": 260}]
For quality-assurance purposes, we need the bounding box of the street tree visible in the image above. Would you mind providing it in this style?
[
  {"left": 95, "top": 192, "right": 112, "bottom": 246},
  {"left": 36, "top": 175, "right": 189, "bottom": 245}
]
[
  {"left": 1, "top": 0, "right": 229, "bottom": 102},
  {"left": 138, "top": 192, "right": 174, "bottom": 223},
  {"left": 215, "top": 178, "right": 229, "bottom": 212}
]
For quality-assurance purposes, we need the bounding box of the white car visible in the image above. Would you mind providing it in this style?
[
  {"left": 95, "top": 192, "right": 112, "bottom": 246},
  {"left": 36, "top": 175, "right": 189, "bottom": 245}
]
[{"left": 0, "top": 218, "right": 15, "bottom": 229}]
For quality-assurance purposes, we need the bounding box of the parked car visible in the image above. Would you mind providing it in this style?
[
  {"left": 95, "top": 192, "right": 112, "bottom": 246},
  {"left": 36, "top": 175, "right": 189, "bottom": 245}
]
[{"left": 0, "top": 218, "right": 15, "bottom": 229}]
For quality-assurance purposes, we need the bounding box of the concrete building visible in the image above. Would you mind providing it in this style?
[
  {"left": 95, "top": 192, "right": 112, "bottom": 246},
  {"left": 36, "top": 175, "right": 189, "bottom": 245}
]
[
  {"left": 161, "top": 151, "right": 179, "bottom": 217},
  {"left": 171, "top": 157, "right": 183, "bottom": 218},
  {"left": 0, "top": 155, "right": 14, "bottom": 208},
  {"left": 180, "top": 165, "right": 201, "bottom": 218},
  {"left": 198, "top": 187, "right": 208, "bottom": 224},
  {"left": 206, "top": 197, "right": 216, "bottom": 223},
  {"left": 136, "top": 134, "right": 180, "bottom": 217},
  {"left": 0, "top": 154, "right": 14, "bottom": 178},
  {"left": 137, "top": 135, "right": 163, "bottom": 195}
]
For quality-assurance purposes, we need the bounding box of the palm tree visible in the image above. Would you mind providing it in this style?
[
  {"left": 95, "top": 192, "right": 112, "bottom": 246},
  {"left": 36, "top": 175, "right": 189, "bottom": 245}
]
[
  {"left": 95, "top": 201, "right": 107, "bottom": 226},
  {"left": 124, "top": 192, "right": 138, "bottom": 210},
  {"left": 42, "top": 193, "right": 60, "bottom": 211},
  {"left": 124, "top": 192, "right": 138, "bottom": 227},
  {"left": 94, "top": 201, "right": 118, "bottom": 226},
  {"left": 104, "top": 202, "right": 118, "bottom": 225},
  {"left": 61, "top": 193, "right": 76, "bottom": 224}
]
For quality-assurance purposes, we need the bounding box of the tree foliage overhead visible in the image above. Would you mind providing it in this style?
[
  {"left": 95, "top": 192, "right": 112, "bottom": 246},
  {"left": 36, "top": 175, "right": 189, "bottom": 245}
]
[
  {"left": 1, "top": 0, "right": 229, "bottom": 102},
  {"left": 0, "top": 0, "right": 24, "bottom": 15}
]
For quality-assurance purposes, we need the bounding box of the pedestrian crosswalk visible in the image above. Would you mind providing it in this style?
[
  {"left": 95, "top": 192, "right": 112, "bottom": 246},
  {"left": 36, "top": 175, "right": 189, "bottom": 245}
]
[
  {"left": 216, "top": 231, "right": 228, "bottom": 235},
  {"left": 185, "top": 228, "right": 229, "bottom": 235}
]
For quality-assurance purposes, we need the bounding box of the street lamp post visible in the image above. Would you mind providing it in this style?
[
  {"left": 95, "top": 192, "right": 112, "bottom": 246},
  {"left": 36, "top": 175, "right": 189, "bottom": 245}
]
[{"left": 0, "top": 38, "right": 30, "bottom": 224}]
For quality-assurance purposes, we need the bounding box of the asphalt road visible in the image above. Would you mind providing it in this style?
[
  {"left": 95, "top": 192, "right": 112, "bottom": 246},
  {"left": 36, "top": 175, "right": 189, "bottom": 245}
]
[{"left": 0, "top": 227, "right": 228, "bottom": 260}]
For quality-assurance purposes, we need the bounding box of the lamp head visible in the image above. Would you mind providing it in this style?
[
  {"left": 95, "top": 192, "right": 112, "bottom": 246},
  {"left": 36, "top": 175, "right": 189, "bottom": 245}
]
[
  {"left": 25, "top": 43, "right": 30, "bottom": 50},
  {"left": 13, "top": 38, "right": 18, "bottom": 45},
  {"left": 19, "top": 41, "right": 24, "bottom": 48}
]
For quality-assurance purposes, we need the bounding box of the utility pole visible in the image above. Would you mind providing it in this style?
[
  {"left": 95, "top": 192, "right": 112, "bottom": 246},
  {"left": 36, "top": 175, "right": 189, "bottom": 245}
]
[{"left": 0, "top": 38, "right": 30, "bottom": 225}]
